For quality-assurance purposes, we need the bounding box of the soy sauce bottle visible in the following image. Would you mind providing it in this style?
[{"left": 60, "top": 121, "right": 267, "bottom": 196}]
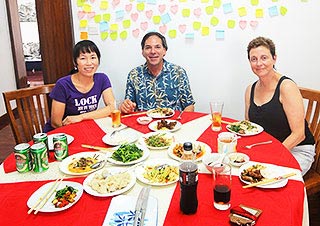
[{"left": 179, "top": 142, "right": 198, "bottom": 214}]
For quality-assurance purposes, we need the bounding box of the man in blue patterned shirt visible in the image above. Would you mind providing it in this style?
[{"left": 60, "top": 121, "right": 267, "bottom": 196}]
[{"left": 120, "top": 32, "right": 195, "bottom": 113}]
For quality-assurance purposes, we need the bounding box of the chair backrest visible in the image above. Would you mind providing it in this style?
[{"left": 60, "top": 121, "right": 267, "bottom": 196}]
[
  {"left": 299, "top": 87, "right": 320, "bottom": 172},
  {"left": 2, "top": 84, "right": 55, "bottom": 144}
]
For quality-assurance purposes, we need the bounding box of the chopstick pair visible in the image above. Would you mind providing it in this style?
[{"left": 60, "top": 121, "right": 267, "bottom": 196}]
[
  {"left": 242, "top": 172, "right": 296, "bottom": 188},
  {"left": 121, "top": 111, "right": 146, "bottom": 118},
  {"left": 28, "top": 176, "right": 65, "bottom": 214},
  {"left": 81, "top": 144, "right": 114, "bottom": 152}
]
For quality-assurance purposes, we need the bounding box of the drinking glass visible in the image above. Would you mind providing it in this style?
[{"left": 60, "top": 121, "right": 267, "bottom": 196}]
[
  {"left": 212, "top": 163, "right": 231, "bottom": 210},
  {"left": 111, "top": 100, "right": 121, "bottom": 128},
  {"left": 209, "top": 101, "right": 224, "bottom": 132}
]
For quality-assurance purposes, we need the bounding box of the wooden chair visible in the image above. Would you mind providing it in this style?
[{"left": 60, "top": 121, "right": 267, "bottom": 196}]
[
  {"left": 299, "top": 87, "right": 320, "bottom": 196},
  {"left": 2, "top": 84, "right": 55, "bottom": 144}
]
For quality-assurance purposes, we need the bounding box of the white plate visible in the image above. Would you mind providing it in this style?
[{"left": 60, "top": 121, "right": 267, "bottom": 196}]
[
  {"left": 148, "top": 119, "right": 181, "bottom": 132},
  {"left": 239, "top": 162, "right": 288, "bottom": 188},
  {"left": 102, "top": 129, "right": 139, "bottom": 146},
  {"left": 139, "top": 132, "right": 175, "bottom": 150},
  {"left": 135, "top": 158, "right": 179, "bottom": 186},
  {"left": 47, "top": 133, "right": 74, "bottom": 150},
  {"left": 167, "top": 141, "right": 211, "bottom": 162},
  {"left": 103, "top": 194, "right": 158, "bottom": 226},
  {"left": 59, "top": 152, "right": 107, "bottom": 175},
  {"left": 226, "top": 121, "right": 264, "bottom": 136},
  {"left": 83, "top": 169, "right": 136, "bottom": 197},
  {"left": 227, "top": 153, "right": 250, "bottom": 167},
  {"left": 27, "top": 181, "right": 83, "bottom": 212},
  {"left": 108, "top": 144, "right": 150, "bottom": 166},
  {"left": 146, "top": 107, "right": 175, "bottom": 119}
]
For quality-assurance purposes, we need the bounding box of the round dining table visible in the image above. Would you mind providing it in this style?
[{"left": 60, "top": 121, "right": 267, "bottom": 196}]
[{"left": 0, "top": 111, "right": 309, "bottom": 226}]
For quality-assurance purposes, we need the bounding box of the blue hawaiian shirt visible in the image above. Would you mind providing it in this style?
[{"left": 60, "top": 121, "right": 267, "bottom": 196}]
[{"left": 124, "top": 60, "right": 195, "bottom": 111}]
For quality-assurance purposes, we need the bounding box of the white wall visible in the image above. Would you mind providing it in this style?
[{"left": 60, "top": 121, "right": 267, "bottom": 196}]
[{"left": 0, "top": 0, "right": 17, "bottom": 116}]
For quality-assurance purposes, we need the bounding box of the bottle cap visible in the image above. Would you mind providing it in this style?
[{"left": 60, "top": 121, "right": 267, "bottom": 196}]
[{"left": 183, "top": 142, "right": 193, "bottom": 151}]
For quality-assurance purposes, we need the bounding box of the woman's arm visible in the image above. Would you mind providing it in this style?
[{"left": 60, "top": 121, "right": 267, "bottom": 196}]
[
  {"left": 280, "top": 80, "right": 305, "bottom": 150},
  {"left": 50, "top": 100, "right": 66, "bottom": 129},
  {"left": 244, "top": 85, "right": 252, "bottom": 120}
]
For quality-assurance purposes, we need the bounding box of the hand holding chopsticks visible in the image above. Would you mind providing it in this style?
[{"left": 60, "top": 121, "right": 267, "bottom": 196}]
[
  {"left": 28, "top": 177, "right": 65, "bottom": 214},
  {"left": 242, "top": 172, "right": 296, "bottom": 188}
]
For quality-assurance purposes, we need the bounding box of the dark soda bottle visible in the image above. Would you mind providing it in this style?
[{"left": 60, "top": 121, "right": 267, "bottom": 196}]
[{"left": 179, "top": 142, "right": 198, "bottom": 214}]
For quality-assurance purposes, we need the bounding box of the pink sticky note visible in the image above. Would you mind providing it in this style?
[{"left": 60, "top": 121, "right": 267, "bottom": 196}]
[
  {"left": 132, "top": 29, "right": 140, "bottom": 38},
  {"left": 239, "top": 20, "right": 247, "bottom": 30},
  {"left": 179, "top": 24, "right": 187, "bottom": 33},
  {"left": 140, "top": 21, "right": 148, "bottom": 31},
  {"left": 158, "top": 4, "right": 166, "bottom": 13},
  {"left": 170, "top": 5, "right": 178, "bottom": 14},
  {"left": 159, "top": 25, "right": 167, "bottom": 34},
  {"left": 250, "top": 20, "right": 258, "bottom": 30},
  {"left": 194, "top": 8, "right": 201, "bottom": 17},
  {"left": 125, "top": 4, "right": 132, "bottom": 12},
  {"left": 146, "top": 10, "right": 153, "bottom": 19},
  {"left": 78, "top": 11, "right": 86, "bottom": 19},
  {"left": 131, "top": 13, "right": 139, "bottom": 22}
]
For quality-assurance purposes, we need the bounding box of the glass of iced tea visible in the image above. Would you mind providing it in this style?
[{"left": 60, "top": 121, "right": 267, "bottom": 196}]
[
  {"left": 111, "top": 100, "right": 121, "bottom": 128},
  {"left": 212, "top": 163, "right": 231, "bottom": 210},
  {"left": 209, "top": 101, "right": 224, "bottom": 131}
]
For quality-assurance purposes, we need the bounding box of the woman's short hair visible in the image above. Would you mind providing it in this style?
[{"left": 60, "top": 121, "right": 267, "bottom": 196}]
[
  {"left": 247, "top": 37, "right": 276, "bottom": 60},
  {"left": 73, "top": 40, "right": 101, "bottom": 65},
  {"left": 141, "top": 32, "right": 168, "bottom": 50}
]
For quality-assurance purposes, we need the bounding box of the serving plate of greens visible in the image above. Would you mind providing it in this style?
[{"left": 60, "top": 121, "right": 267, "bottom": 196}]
[
  {"left": 139, "top": 132, "right": 175, "bottom": 150},
  {"left": 226, "top": 120, "right": 263, "bottom": 136},
  {"left": 108, "top": 143, "right": 150, "bottom": 166}
]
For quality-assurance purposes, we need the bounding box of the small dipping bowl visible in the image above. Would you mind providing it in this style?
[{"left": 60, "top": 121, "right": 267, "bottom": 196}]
[
  {"left": 202, "top": 153, "right": 226, "bottom": 173},
  {"left": 137, "top": 116, "right": 152, "bottom": 125},
  {"left": 227, "top": 153, "right": 250, "bottom": 167}
]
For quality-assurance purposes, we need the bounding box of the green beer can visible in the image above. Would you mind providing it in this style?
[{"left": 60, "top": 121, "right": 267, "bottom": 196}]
[
  {"left": 30, "top": 142, "right": 49, "bottom": 173},
  {"left": 14, "top": 143, "right": 32, "bottom": 173},
  {"left": 33, "top": 132, "right": 49, "bottom": 151},
  {"left": 53, "top": 133, "right": 68, "bottom": 161}
]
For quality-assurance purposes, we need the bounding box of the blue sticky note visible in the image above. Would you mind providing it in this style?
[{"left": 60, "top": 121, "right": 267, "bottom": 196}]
[
  {"left": 185, "top": 33, "right": 194, "bottom": 39},
  {"left": 268, "top": 6, "right": 278, "bottom": 17},
  {"left": 161, "top": 13, "right": 171, "bottom": 25},
  {"left": 99, "top": 21, "right": 109, "bottom": 32},
  {"left": 215, "top": 30, "right": 225, "bottom": 40},
  {"left": 146, "top": 0, "right": 156, "bottom": 4},
  {"left": 115, "top": 10, "right": 125, "bottom": 20},
  {"left": 223, "top": 3, "right": 233, "bottom": 14}
]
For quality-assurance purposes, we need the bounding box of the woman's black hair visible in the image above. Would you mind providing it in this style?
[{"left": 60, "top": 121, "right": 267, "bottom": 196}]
[
  {"left": 70, "top": 40, "right": 101, "bottom": 74},
  {"left": 141, "top": 32, "right": 168, "bottom": 50}
]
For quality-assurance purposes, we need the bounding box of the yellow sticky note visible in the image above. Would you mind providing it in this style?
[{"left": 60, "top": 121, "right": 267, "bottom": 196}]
[
  {"left": 205, "top": 6, "right": 214, "bottom": 15},
  {"left": 210, "top": 16, "right": 219, "bottom": 26},
  {"left": 120, "top": 31, "right": 128, "bottom": 40},
  {"left": 83, "top": 4, "right": 92, "bottom": 13},
  {"left": 251, "top": 0, "right": 259, "bottom": 6},
  {"left": 100, "top": 1, "right": 108, "bottom": 10},
  {"left": 213, "top": 0, "right": 221, "bottom": 8},
  {"left": 94, "top": 15, "right": 101, "bottom": 23},
  {"left": 227, "top": 20, "right": 235, "bottom": 29},
  {"left": 168, "top": 30, "right": 177, "bottom": 39},
  {"left": 255, "top": 9, "right": 264, "bottom": 18},
  {"left": 137, "top": 3, "right": 145, "bottom": 11},
  {"left": 201, "top": 0, "right": 209, "bottom": 3},
  {"left": 280, "top": 6, "right": 288, "bottom": 16},
  {"left": 103, "top": 13, "right": 111, "bottom": 22},
  {"left": 152, "top": 15, "right": 161, "bottom": 24},
  {"left": 79, "top": 19, "right": 88, "bottom": 28},
  {"left": 193, "top": 21, "right": 201, "bottom": 30},
  {"left": 272, "top": 0, "right": 278, "bottom": 2},
  {"left": 182, "top": 8, "right": 190, "bottom": 17},
  {"left": 123, "top": 20, "right": 131, "bottom": 29},
  {"left": 101, "top": 31, "right": 108, "bottom": 40},
  {"left": 110, "top": 32, "right": 118, "bottom": 41},
  {"left": 77, "top": 0, "right": 85, "bottom": 7},
  {"left": 110, "top": 24, "right": 119, "bottom": 31},
  {"left": 80, "top": 32, "right": 88, "bottom": 40},
  {"left": 238, "top": 7, "right": 247, "bottom": 17},
  {"left": 179, "top": 0, "right": 187, "bottom": 2},
  {"left": 201, "top": 27, "right": 209, "bottom": 36}
]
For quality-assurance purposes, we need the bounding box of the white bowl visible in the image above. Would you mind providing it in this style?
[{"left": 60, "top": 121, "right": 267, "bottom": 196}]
[
  {"left": 202, "top": 153, "right": 226, "bottom": 173},
  {"left": 137, "top": 116, "right": 152, "bottom": 125},
  {"left": 227, "top": 153, "right": 250, "bottom": 167}
]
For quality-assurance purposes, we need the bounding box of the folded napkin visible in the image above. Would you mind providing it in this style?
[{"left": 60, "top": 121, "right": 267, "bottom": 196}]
[{"left": 229, "top": 204, "right": 262, "bottom": 225}]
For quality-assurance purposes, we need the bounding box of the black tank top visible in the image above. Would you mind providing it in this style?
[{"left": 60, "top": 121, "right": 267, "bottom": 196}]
[{"left": 249, "top": 76, "right": 315, "bottom": 145}]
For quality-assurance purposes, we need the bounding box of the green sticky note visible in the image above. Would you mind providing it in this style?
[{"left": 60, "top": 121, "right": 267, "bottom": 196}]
[
  {"left": 193, "top": 21, "right": 201, "bottom": 30},
  {"left": 153, "top": 15, "right": 161, "bottom": 24},
  {"left": 238, "top": 7, "right": 247, "bottom": 17},
  {"left": 100, "top": 1, "right": 108, "bottom": 10},
  {"left": 83, "top": 4, "right": 92, "bottom": 13},
  {"left": 123, "top": 19, "right": 131, "bottom": 29},
  {"left": 110, "top": 24, "right": 119, "bottom": 31},
  {"left": 110, "top": 32, "right": 118, "bottom": 41},
  {"left": 120, "top": 31, "right": 128, "bottom": 40},
  {"left": 182, "top": 8, "right": 190, "bottom": 17},
  {"left": 168, "top": 30, "right": 177, "bottom": 38},
  {"left": 210, "top": 16, "right": 219, "bottom": 26},
  {"left": 272, "top": 0, "right": 278, "bottom": 2},
  {"left": 100, "top": 31, "right": 108, "bottom": 40},
  {"left": 137, "top": 3, "right": 145, "bottom": 11},
  {"left": 201, "top": 27, "right": 209, "bottom": 36},
  {"left": 205, "top": 6, "right": 214, "bottom": 15},
  {"left": 255, "top": 9, "right": 264, "bottom": 18},
  {"left": 280, "top": 6, "right": 288, "bottom": 16},
  {"left": 103, "top": 13, "right": 111, "bottom": 22},
  {"left": 251, "top": 0, "right": 259, "bottom": 6},
  {"left": 213, "top": 0, "right": 221, "bottom": 8},
  {"left": 79, "top": 20, "right": 88, "bottom": 28},
  {"left": 94, "top": 15, "right": 101, "bottom": 23},
  {"left": 227, "top": 20, "right": 235, "bottom": 29}
]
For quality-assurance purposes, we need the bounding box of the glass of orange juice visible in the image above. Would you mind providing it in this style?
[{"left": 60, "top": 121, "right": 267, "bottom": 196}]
[
  {"left": 111, "top": 100, "right": 121, "bottom": 128},
  {"left": 210, "top": 101, "right": 224, "bottom": 131}
]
